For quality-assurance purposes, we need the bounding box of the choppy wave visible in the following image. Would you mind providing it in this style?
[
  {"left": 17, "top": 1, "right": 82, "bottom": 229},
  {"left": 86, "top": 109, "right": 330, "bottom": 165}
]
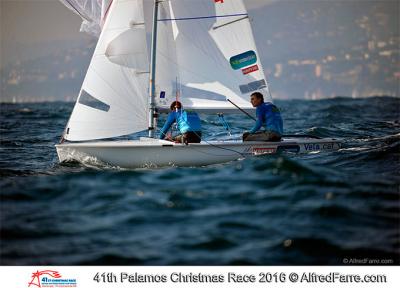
[{"left": 0, "top": 97, "right": 399, "bottom": 265}]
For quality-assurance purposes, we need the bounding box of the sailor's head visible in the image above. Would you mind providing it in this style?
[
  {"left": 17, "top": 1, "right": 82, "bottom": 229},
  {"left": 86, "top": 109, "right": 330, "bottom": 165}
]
[
  {"left": 170, "top": 101, "right": 182, "bottom": 111},
  {"left": 250, "top": 92, "right": 264, "bottom": 107}
]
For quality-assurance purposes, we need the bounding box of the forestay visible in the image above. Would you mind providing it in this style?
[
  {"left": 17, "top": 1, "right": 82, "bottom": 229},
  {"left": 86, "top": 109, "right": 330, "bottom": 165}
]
[
  {"left": 63, "top": 0, "right": 149, "bottom": 141},
  {"left": 155, "top": 0, "right": 272, "bottom": 112}
]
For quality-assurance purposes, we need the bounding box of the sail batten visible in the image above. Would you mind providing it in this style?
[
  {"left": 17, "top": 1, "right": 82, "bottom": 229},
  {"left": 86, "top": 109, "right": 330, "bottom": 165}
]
[
  {"left": 212, "top": 15, "right": 248, "bottom": 30},
  {"left": 154, "top": 0, "right": 271, "bottom": 112},
  {"left": 64, "top": 0, "right": 149, "bottom": 141},
  {"left": 158, "top": 13, "right": 248, "bottom": 22},
  {"left": 61, "top": 0, "right": 272, "bottom": 141}
]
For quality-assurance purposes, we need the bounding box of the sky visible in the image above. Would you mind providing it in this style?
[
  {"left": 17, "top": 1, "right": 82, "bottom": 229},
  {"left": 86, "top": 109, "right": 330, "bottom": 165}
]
[
  {"left": 1, "top": 0, "right": 88, "bottom": 68},
  {"left": 1, "top": 0, "right": 398, "bottom": 101},
  {"left": 0, "top": 0, "right": 274, "bottom": 68}
]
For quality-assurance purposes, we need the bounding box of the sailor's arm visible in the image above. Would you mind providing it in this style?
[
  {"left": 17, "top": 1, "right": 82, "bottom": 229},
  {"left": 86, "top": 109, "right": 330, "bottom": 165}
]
[
  {"left": 159, "top": 112, "right": 176, "bottom": 139},
  {"left": 249, "top": 109, "right": 263, "bottom": 133}
]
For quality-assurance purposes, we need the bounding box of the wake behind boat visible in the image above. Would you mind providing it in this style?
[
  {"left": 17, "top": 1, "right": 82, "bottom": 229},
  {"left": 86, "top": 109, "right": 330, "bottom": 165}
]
[{"left": 56, "top": 0, "right": 341, "bottom": 169}]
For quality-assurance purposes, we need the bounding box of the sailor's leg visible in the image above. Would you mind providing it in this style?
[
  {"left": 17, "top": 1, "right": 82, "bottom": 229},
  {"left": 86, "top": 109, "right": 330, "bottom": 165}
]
[
  {"left": 173, "top": 134, "right": 184, "bottom": 143},
  {"left": 243, "top": 131, "right": 281, "bottom": 142},
  {"left": 185, "top": 131, "right": 202, "bottom": 143},
  {"left": 243, "top": 131, "right": 263, "bottom": 141}
]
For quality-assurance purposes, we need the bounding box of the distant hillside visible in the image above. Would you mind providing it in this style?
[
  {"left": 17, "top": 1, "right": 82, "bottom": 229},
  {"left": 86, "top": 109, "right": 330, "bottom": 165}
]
[
  {"left": 1, "top": 0, "right": 398, "bottom": 102},
  {"left": 250, "top": 0, "right": 399, "bottom": 99},
  {"left": 1, "top": 40, "right": 95, "bottom": 102}
]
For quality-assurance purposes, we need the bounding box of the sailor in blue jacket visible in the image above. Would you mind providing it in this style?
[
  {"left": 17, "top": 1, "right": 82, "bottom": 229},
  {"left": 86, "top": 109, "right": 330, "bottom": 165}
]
[
  {"left": 243, "top": 92, "right": 283, "bottom": 141},
  {"left": 160, "top": 101, "right": 202, "bottom": 144}
]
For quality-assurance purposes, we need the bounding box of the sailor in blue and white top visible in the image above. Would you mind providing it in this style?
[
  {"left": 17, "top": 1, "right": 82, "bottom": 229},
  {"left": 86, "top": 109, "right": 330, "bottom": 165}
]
[
  {"left": 159, "top": 101, "right": 202, "bottom": 144},
  {"left": 243, "top": 92, "right": 284, "bottom": 142}
]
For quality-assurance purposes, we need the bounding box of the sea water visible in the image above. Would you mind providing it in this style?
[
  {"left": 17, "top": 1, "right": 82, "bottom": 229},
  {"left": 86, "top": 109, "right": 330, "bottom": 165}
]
[{"left": 0, "top": 97, "right": 399, "bottom": 265}]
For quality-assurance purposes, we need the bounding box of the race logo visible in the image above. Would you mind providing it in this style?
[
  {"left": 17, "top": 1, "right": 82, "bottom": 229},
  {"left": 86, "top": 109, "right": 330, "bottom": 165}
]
[
  {"left": 242, "top": 64, "right": 259, "bottom": 75},
  {"left": 28, "top": 270, "right": 77, "bottom": 288},
  {"left": 230, "top": 50, "right": 257, "bottom": 70}
]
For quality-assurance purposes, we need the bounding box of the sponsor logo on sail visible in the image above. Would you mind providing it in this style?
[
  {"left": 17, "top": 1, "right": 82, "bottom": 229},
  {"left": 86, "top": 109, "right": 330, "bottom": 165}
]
[
  {"left": 242, "top": 64, "right": 259, "bottom": 75},
  {"left": 230, "top": 50, "right": 257, "bottom": 70}
]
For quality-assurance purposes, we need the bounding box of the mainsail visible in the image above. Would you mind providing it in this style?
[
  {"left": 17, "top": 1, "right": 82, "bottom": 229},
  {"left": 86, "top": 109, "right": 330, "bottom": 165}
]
[
  {"left": 155, "top": 0, "right": 272, "bottom": 112},
  {"left": 56, "top": 0, "right": 342, "bottom": 168},
  {"left": 61, "top": 0, "right": 272, "bottom": 141},
  {"left": 63, "top": 0, "right": 149, "bottom": 141}
]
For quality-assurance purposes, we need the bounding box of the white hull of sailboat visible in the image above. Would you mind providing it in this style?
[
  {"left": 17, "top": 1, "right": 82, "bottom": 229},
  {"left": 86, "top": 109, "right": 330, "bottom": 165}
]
[{"left": 55, "top": 137, "right": 341, "bottom": 169}]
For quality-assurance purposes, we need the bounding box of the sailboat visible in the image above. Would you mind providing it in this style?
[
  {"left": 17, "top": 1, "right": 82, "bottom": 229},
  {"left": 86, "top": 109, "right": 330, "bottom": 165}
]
[{"left": 56, "top": 0, "right": 341, "bottom": 168}]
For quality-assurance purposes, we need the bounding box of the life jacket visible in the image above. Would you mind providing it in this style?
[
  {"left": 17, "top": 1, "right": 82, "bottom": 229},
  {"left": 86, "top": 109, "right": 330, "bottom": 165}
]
[
  {"left": 176, "top": 110, "right": 201, "bottom": 133},
  {"left": 262, "top": 103, "right": 284, "bottom": 135}
]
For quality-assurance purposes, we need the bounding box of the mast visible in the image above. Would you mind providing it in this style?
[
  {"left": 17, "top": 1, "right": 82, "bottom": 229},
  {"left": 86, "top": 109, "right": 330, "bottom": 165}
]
[{"left": 148, "top": 0, "right": 160, "bottom": 138}]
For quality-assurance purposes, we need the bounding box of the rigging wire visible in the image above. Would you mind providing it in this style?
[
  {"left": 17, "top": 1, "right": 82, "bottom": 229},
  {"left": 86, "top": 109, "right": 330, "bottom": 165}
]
[
  {"left": 157, "top": 13, "right": 248, "bottom": 22},
  {"left": 217, "top": 113, "right": 232, "bottom": 136},
  {"left": 155, "top": 4, "right": 246, "bottom": 86},
  {"left": 158, "top": 109, "right": 246, "bottom": 158},
  {"left": 157, "top": 2, "right": 274, "bottom": 104},
  {"left": 227, "top": 99, "right": 256, "bottom": 122}
]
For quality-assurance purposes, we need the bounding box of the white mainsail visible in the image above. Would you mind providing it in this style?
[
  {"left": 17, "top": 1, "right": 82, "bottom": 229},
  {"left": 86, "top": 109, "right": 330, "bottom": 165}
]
[
  {"left": 63, "top": 0, "right": 149, "bottom": 141},
  {"left": 56, "top": 0, "right": 342, "bottom": 168},
  {"left": 154, "top": 0, "right": 180, "bottom": 108},
  {"left": 62, "top": 0, "right": 272, "bottom": 141},
  {"left": 210, "top": 0, "right": 271, "bottom": 101},
  {"left": 155, "top": 0, "right": 272, "bottom": 112}
]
